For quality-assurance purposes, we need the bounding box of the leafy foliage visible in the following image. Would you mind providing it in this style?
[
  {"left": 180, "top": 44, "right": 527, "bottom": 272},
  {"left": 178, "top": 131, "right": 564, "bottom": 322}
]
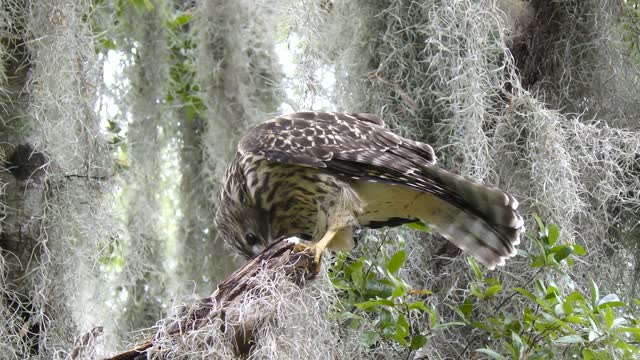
[
  {"left": 164, "top": 10, "right": 207, "bottom": 123},
  {"left": 330, "top": 218, "right": 640, "bottom": 359},
  {"left": 462, "top": 218, "right": 640, "bottom": 359},
  {"left": 329, "top": 230, "right": 457, "bottom": 357}
]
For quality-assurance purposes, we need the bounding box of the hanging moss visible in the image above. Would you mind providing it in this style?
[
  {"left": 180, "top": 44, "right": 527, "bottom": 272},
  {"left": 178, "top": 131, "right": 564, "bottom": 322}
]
[
  {"left": 0, "top": 0, "right": 115, "bottom": 358},
  {"left": 116, "top": 2, "right": 172, "bottom": 336},
  {"left": 510, "top": 0, "right": 640, "bottom": 128},
  {"left": 180, "top": 0, "right": 283, "bottom": 289}
]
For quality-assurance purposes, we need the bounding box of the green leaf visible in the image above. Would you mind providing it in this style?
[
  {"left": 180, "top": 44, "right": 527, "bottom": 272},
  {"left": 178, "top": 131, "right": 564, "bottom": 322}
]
[
  {"left": 598, "top": 294, "right": 626, "bottom": 308},
  {"left": 611, "top": 317, "right": 628, "bottom": 330},
  {"left": 567, "top": 291, "right": 586, "bottom": 304},
  {"left": 460, "top": 297, "right": 474, "bottom": 319},
  {"left": 562, "top": 299, "right": 574, "bottom": 316},
  {"left": 470, "top": 284, "right": 484, "bottom": 299},
  {"left": 531, "top": 256, "right": 545, "bottom": 268},
  {"left": 566, "top": 315, "right": 586, "bottom": 325},
  {"left": 614, "top": 327, "right": 640, "bottom": 336},
  {"left": 99, "top": 37, "right": 117, "bottom": 50},
  {"left": 515, "top": 288, "right": 537, "bottom": 302},
  {"left": 356, "top": 299, "right": 394, "bottom": 310},
  {"left": 388, "top": 313, "right": 409, "bottom": 346},
  {"left": 546, "top": 285, "right": 560, "bottom": 299},
  {"left": 467, "top": 257, "right": 484, "bottom": 280},
  {"left": 545, "top": 253, "right": 559, "bottom": 266},
  {"left": 406, "top": 221, "right": 430, "bottom": 232},
  {"left": 397, "top": 313, "right": 409, "bottom": 338},
  {"left": 613, "top": 339, "right": 638, "bottom": 354},
  {"left": 590, "top": 279, "right": 600, "bottom": 311},
  {"left": 547, "top": 223, "right": 559, "bottom": 246},
  {"left": 582, "top": 348, "right": 595, "bottom": 360},
  {"left": 604, "top": 306, "right": 614, "bottom": 331},
  {"left": 390, "top": 334, "right": 408, "bottom": 347},
  {"left": 511, "top": 332, "right": 524, "bottom": 357},
  {"left": 410, "top": 335, "right": 428, "bottom": 350},
  {"left": 358, "top": 331, "right": 379, "bottom": 347},
  {"left": 380, "top": 308, "right": 393, "bottom": 325},
  {"left": 485, "top": 284, "right": 502, "bottom": 299},
  {"left": 505, "top": 342, "right": 518, "bottom": 360},
  {"left": 386, "top": 250, "right": 406, "bottom": 274},
  {"left": 600, "top": 300, "right": 627, "bottom": 309},
  {"left": 533, "top": 213, "right": 545, "bottom": 234},
  {"left": 131, "top": 0, "right": 154, "bottom": 12},
  {"left": 572, "top": 244, "right": 587, "bottom": 256},
  {"left": 579, "top": 302, "right": 599, "bottom": 328},
  {"left": 475, "top": 348, "right": 508, "bottom": 360},
  {"left": 172, "top": 13, "right": 193, "bottom": 27},
  {"left": 433, "top": 321, "right": 466, "bottom": 329},
  {"left": 550, "top": 245, "right": 573, "bottom": 262},
  {"left": 408, "top": 301, "right": 428, "bottom": 312},
  {"left": 523, "top": 307, "right": 536, "bottom": 323},
  {"left": 555, "top": 335, "right": 584, "bottom": 344},
  {"left": 392, "top": 285, "right": 405, "bottom": 298}
]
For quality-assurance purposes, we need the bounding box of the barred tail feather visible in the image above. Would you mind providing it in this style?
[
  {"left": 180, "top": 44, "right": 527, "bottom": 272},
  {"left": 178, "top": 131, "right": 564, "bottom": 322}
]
[{"left": 419, "top": 167, "right": 524, "bottom": 270}]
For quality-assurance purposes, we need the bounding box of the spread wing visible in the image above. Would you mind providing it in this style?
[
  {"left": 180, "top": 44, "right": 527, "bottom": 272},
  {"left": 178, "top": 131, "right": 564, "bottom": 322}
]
[{"left": 238, "top": 111, "right": 438, "bottom": 188}]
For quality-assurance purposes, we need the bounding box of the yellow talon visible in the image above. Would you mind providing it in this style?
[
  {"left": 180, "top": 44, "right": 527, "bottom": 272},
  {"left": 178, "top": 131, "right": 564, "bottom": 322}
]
[{"left": 311, "top": 228, "right": 338, "bottom": 270}]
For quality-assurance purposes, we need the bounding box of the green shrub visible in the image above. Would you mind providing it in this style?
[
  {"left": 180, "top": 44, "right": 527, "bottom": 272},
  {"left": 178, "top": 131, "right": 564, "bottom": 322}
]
[{"left": 330, "top": 217, "right": 640, "bottom": 359}]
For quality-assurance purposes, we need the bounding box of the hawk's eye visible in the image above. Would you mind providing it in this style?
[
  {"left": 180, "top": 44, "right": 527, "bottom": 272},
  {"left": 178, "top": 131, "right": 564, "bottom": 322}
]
[{"left": 245, "top": 232, "right": 259, "bottom": 246}]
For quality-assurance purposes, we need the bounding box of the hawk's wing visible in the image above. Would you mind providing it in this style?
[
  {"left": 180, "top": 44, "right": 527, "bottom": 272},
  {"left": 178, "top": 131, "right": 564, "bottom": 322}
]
[
  {"left": 238, "top": 112, "right": 471, "bottom": 209},
  {"left": 239, "top": 111, "right": 522, "bottom": 268},
  {"left": 239, "top": 112, "right": 437, "bottom": 184}
]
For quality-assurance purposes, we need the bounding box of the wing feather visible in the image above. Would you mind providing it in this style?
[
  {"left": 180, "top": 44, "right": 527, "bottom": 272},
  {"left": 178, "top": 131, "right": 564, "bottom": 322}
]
[
  {"left": 238, "top": 111, "right": 436, "bottom": 170},
  {"left": 237, "top": 111, "right": 522, "bottom": 268},
  {"left": 238, "top": 111, "right": 469, "bottom": 212}
]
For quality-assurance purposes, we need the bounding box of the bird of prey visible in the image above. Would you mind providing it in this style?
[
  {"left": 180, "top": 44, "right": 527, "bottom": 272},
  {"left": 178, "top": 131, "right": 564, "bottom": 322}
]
[{"left": 215, "top": 112, "right": 523, "bottom": 270}]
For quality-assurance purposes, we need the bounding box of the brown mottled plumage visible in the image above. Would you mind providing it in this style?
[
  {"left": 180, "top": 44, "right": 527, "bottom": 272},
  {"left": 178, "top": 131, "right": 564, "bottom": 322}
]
[{"left": 215, "top": 112, "right": 523, "bottom": 269}]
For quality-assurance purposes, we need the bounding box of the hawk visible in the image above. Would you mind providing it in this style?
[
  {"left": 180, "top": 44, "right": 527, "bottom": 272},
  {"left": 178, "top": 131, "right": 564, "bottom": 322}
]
[{"left": 215, "top": 112, "right": 523, "bottom": 270}]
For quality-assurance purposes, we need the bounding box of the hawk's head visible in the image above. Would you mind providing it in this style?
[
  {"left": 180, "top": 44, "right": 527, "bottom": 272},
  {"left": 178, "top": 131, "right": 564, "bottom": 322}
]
[
  {"left": 214, "top": 199, "right": 270, "bottom": 259},
  {"left": 215, "top": 152, "right": 322, "bottom": 259},
  {"left": 214, "top": 161, "right": 271, "bottom": 258}
]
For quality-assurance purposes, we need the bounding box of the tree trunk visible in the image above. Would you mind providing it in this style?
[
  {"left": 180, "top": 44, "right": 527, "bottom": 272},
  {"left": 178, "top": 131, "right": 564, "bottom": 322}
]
[{"left": 1, "top": 0, "right": 112, "bottom": 357}]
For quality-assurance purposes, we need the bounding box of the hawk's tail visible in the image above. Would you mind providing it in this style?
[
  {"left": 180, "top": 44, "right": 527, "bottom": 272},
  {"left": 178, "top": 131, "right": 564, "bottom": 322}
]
[{"left": 420, "top": 166, "right": 524, "bottom": 270}]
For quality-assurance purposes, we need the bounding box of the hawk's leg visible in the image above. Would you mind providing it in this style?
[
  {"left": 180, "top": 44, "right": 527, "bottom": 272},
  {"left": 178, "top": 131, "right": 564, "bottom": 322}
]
[
  {"left": 312, "top": 228, "right": 338, "bottom": 264},
  {"left": 313, "top": 227, "right": 353, "bottom": 259}
]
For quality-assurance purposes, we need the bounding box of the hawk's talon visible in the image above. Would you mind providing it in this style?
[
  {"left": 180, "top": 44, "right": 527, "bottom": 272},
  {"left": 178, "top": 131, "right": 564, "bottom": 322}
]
[
  {"left": 309, "top": 228, "right": 337, "bottom": 272},
  {"left": 291, "top": 242, "right": 323, "bottom": 273},
  {"left": 292, "top": 243, "right": 311, "bottom": 254},
  {"left": 312, "top": 246, "right": 324, "bottom": 273}
]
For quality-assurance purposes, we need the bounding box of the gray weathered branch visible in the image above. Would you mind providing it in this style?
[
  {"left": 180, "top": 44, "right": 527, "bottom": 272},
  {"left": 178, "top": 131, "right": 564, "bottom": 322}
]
[{"left": 104, "top": 238, "right": 318, "bottom": 360}]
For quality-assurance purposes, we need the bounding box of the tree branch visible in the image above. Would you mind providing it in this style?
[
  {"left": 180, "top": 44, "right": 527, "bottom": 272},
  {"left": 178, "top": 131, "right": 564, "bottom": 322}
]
[{"left": 104, "top": 238, "right": 318, "bottom": 360}]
